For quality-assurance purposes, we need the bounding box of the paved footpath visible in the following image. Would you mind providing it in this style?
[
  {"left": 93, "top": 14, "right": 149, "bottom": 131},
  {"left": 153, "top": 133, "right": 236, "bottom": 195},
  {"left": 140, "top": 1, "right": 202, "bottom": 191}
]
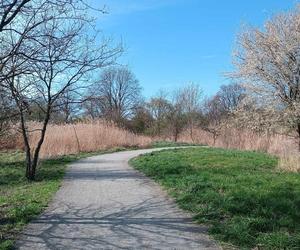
[{"left": 16, "top": 148, "right": 220, "bottom": 250}]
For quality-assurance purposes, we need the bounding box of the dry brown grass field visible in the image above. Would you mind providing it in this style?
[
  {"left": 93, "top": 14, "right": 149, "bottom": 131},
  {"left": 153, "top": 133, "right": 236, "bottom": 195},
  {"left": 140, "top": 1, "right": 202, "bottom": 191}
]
[
  {"left": 27, "top": 120, "right": 152, "bottom": 158},
  {"left": 1, "top": 121, "right": 299, "bottom": 172}
]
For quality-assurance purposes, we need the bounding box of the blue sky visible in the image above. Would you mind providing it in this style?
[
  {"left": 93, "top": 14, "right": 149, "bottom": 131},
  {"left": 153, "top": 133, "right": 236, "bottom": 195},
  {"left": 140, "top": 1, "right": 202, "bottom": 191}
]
[{"left": 92, "top": 0, "right": 297, "bottom": 98}]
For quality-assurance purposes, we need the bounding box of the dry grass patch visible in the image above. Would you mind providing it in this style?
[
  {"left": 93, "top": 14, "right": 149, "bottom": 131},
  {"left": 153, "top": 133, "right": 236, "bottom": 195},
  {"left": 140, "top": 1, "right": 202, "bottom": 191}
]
[{"left": 28, "top": 120, "right": 152, "bottom": 158}]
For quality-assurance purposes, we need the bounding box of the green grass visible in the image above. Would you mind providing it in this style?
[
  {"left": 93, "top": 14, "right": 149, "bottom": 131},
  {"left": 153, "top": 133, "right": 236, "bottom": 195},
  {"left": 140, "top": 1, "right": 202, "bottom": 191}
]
[{"left": 130, "top": 147, "right": 300, "bottom": 249}]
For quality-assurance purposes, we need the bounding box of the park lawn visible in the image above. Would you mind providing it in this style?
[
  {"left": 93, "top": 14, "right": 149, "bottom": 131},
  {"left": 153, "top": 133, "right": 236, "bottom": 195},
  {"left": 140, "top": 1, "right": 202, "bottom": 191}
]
[{"left": 130, "top": 147, "right": 300, "bottom": 249}]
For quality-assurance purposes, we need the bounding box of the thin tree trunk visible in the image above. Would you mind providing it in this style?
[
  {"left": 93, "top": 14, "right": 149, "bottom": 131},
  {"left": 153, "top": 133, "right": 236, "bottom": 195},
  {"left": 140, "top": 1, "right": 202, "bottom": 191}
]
[
  {"left": 157, "top": 123, "right": 161, "bottom": 137},
  {"left": 189, "top": 118, "right": 194, "bottom": 142},
  {"left": 174, "top": 125, "right": 179, "bottom": 142},
  {"left": 19, "top": 110, "right": 32, "bottom": 179},
  {"left": 213, "top": 131, "right": 217, "bottom": 146},
  {"left": 30, "top": 106, "right": 51, "bottom": 180},
  {"left": 24, "top": 105, "right": 51, "bottom": 180},
  {"left": 72, "top": 124, "right": 81, "bottom": 153},
  {"left": 297, "top": 123, "right": 300, "bottom": 152}
]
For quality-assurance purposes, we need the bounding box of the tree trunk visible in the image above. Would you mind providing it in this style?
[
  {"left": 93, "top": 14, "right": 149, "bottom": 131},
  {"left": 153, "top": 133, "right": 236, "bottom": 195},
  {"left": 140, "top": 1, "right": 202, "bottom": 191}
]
[
  {"left": 72, "top": 124, "right": 81, "bottom": 153},
  {"left": 25, "top": 151, "right": 32, "bottom": 180},
  {"left": 23, "top": 105, "right": 51, "bottom": 181},
  {"left": 297, "top": 123, "right": 300, "bottom": 152},
  {"left": 189, "top": 119, "right": 194, "bottom": 142},
  {"left": 213, "top": 131, "right": 217, "bottom": 146},
  {"left": 19, "top": 110, "right": 34, "bottom": 180},
  {"left": 26, "top": 161, "right": 37, "bottom": 180},
  {"left": 174, "top": 128, "right": 178, "bottom": 142},
  {"left": 20, "top": 112, "right": 39, "bottom": 181},
  {"left": 29, "top": 106, "right": 51, "bottom": 180}
]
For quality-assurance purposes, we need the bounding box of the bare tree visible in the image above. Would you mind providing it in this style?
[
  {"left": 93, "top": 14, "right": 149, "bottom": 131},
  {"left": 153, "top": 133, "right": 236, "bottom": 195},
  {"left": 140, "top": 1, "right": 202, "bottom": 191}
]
[
  {"left": 52, "top": 90, "right": 83, "bottom": 123},
  {"left": 168, "top": 89, "right": 187, "bottom": 142},
  {"left": 147, "top": 90, "right": 171, "bottom": 136},
  {"left": 231, "top": 6, "right": 300, "bottom": 150},
  {"left": 82, "top": 95, "right": 103, "bottom": 119},
  {"left": 217, "top": 83, "right": 246, "bottom": 113},
  {"left": 0, "top": 1, "right": 121, "bottom": 180},
  {"left": 0, "top": 1, "right": 92, "bottom": 82},
  {"left": 88, "top": 66, "right": 142, "bottom": 125},
  {"left": 180, "top": 83, "right": 202, "bottom": 141},
  {"left": 129, "top": 103, "right": 153, "bottom": 134},
  {"left": 0, "top": 0, "right": 31, "bottom": 32},
  {"left": 146, "top": 85, "right": 201, "bottom": 141},
  {"left": 201, "top": 96, "right": 225, "bottom": 145},
  {"left": 0, "top": 85, "right": 15, "bottom": 134}
]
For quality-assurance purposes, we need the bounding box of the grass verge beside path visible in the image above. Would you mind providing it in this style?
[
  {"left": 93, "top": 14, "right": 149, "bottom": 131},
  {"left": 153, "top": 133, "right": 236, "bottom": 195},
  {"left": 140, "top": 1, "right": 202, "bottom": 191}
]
[{"left": 130, "top": 147, "right": 300, "bottom": 249}]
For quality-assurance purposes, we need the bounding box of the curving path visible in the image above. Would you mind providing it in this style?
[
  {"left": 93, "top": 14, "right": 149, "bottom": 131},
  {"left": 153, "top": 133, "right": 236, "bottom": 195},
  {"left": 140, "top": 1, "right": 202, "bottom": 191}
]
[{"left": 16, "top": 148, "right": 220, "bottom": 250}]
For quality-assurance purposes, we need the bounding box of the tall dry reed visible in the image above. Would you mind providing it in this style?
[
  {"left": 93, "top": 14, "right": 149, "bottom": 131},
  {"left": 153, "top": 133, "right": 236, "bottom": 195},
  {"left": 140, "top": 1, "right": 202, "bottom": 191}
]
[
  {"left": 0, "top": 123, "right": 23, "bottom": 150},
  {"left": 28, "top": 120, "right": 152, "bottom": 158},
  {"left": 2, "top": 120, "right": 299, "bottom": 171}
]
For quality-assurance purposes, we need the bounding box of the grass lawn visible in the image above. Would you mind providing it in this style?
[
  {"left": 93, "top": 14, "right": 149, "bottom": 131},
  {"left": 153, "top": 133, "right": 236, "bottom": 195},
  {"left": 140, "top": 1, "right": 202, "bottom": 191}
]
[{"left": 130, "top": 147, "right": 300, "bottom": 249}]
